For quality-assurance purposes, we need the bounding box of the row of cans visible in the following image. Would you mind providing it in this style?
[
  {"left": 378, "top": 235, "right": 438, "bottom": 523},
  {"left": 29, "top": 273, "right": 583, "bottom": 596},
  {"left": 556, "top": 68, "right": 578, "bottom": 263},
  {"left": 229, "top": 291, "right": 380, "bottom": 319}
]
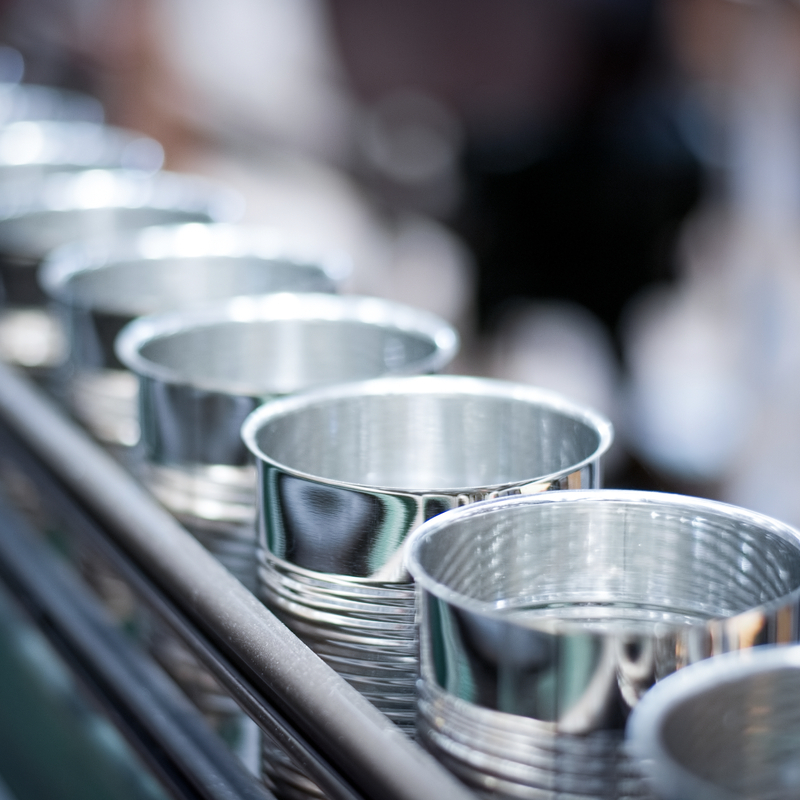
[{"left": 0, "top": 78, "right": 796, "bottom": 800}]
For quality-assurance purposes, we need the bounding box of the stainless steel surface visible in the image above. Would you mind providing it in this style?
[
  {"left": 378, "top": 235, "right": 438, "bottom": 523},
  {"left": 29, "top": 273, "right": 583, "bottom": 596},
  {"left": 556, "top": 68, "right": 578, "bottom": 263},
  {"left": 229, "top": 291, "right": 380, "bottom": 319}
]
[
  {"left": 406, "top": 490, "right": 800, "bottom": 799},
  {"left": 242, "top": 376, "right": 612, "bottom": 733},
  {"left": 41, "top": 223, "right": 348, "bottom": 444},
  {"left": 627, "top": 645, "right": 800, "bottom": 800},
  {"left": 0, "top": 168, "right": 241, "bottom": 371},
  {"left": 0, "top": 120, "right": 163, "bottom": 183},
  {"left": 0, "top": 360, "right": 477, "bottom": 800}
]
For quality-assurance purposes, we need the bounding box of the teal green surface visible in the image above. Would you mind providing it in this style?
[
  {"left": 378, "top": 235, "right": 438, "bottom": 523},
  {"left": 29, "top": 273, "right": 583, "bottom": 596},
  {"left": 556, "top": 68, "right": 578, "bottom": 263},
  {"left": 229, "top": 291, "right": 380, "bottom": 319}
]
[{"left": 0, "top": 581, "right": 170, "bottom": 800}]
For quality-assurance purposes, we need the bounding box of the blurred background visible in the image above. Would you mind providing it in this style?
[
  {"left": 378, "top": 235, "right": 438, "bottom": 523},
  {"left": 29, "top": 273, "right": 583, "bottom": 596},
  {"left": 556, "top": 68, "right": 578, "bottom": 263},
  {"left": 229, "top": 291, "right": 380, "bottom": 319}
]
[{"left": 2, "top": 0, "right": 800, "bottom": 524}]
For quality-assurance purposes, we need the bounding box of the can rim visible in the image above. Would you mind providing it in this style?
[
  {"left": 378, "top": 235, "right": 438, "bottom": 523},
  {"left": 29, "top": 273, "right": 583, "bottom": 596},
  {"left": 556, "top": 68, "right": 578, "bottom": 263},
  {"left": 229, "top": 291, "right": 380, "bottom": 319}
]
[
  {"left": 116, "top": 292, "right": 460, "bottom": 396},
  {"left": 39, "top": 221, "right": 351, "bottom": 308},
  {"left": 241, "top": 374, "right": 612, "bottom": 494},
  {"left": 405, "top": 489, "right": 800, "bottom": 632}
]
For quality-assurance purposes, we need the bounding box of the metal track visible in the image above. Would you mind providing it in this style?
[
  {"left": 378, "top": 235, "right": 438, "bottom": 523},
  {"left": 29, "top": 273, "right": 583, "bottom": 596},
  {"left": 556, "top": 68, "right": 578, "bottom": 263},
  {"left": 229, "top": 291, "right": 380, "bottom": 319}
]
[
  {"left": 0, "top": 491, "right": 271, "bottom": 800},
  {"left": 0, "top": 362, "right": 476, "bottom": 800}
]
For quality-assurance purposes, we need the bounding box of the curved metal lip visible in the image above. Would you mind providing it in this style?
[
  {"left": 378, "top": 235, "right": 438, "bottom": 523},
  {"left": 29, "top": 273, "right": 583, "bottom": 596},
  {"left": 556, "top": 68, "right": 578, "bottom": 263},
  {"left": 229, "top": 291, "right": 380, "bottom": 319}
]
[
  {"left": 115, "top": 293, "right": 460, "bottom": 396},
  {"left": 0, "top": 167, "right": 243, "bottom": 225},
  {"left": 626, "top": 643, "right": 800, "bottom": 800},
  {"left": 241, "top": 374, "right": 613, "bottom": 494},
  {"left": 0, "top": 120, "right": 163, "bottom": 171},
  {"left": 39, "top": 222, "right": 352, "bottom": 306},
  {"left": 404, "top": 489, "right": 800, "bottom": 634}
]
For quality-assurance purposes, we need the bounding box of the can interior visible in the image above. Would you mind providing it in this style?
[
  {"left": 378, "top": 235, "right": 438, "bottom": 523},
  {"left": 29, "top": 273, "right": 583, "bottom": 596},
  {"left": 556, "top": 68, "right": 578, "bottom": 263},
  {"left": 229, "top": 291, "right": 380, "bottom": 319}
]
[
  {"left": 414, "top": 499, "right": 800, "bottom": 621},
  {"left": 65, "top": 256, "right": 334, "bottom": 315},
  {"left": 137, "top": 319, "right": 439, "bottom": 397},
  {"left": 661, "top": 668, "right": 800, "bottom": 796},
  {"left": 254, "top": 391, "right": 602, "bottom": 491}
]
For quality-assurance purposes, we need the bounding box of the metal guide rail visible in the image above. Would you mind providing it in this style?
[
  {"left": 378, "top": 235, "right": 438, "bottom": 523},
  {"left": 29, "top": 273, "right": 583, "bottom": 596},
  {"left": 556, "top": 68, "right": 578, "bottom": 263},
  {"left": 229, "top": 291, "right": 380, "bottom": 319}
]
[{"left": 0, "top": 361, "right": 477, "bottom": 800}]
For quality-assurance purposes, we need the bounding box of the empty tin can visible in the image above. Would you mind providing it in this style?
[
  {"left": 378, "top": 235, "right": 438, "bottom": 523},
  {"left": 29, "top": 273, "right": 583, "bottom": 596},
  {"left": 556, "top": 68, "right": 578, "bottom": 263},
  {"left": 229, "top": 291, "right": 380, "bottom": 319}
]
[
  {"left": 41, "top": 223, "right": 347, "bottom": 446},
  {"left": 627, "top": 644, "right": 800, "bottom": 800},
  {"left": 406, "top": 490, "right": 800, "bottom": 799},
  {"left": 242, "top": 376, "right": 613, "bottom": 734},
  {"left": 117, "top": 293, "right": 459, "bottom": 588},
  {"left": 0, "top": 167, "right": 239, "bottom": 370}
]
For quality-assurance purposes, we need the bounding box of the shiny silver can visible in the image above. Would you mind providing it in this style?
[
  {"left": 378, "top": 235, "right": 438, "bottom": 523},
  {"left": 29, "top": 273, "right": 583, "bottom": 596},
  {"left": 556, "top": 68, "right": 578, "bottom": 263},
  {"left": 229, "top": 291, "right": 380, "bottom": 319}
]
[
  {"left": 121, "top": 295, "right": 458, "bottom": 796},
  {"left": 627, "top": 644, "right": 800, "bottom": 800},
  {"left": 117, "top": 293, "right": 459, "bottom": 586},
  {"left": 241, "top": 376, "right": 613, "bottom": 734},
  {"left": 0, "top": 167, "right": 240, "bottom": 371},
  {"left": 41, "top": 223, "right": 348, "bottom": 446},
  {"left": 406, "top": 490, "right": 800, "bottom": 798}
]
